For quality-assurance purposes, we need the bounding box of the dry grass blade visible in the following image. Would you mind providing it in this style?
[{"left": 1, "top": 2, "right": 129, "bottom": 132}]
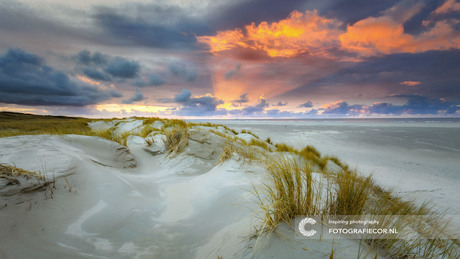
[{"left": 165, "top": 125, "right": 189, "bottom": 155}]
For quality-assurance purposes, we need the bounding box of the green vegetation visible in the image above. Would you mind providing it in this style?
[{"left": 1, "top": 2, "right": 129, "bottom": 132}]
[{"left": 0, "top": 112, "right": 93, "bottom": 138}]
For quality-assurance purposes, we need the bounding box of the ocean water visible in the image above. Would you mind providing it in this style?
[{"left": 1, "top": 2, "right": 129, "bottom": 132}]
[{"left": 203, "top": 118, "right": 460, "bottom": 230}]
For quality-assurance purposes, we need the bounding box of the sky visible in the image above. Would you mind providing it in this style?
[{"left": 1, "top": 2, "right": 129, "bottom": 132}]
[{"left": 0, "top": 0, "right": 459, "bottom": 118}]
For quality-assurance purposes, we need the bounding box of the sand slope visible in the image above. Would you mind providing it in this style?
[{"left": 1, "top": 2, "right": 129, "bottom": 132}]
[{"left": 0, "top": 122, "right": 385, "bottom": 258}]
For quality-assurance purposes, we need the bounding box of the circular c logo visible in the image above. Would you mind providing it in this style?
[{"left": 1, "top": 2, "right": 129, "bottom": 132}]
[{"left": 299, "top": 217, "right": 317, "bottom": 237}]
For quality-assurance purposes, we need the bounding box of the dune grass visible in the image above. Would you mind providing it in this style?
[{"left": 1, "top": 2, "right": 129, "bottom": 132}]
[
  {"left": 0, "top": 112, "right": 93, "bottom": 138},
  {"left": 253, "top": 156, "right": 325, "bottom": 230},
  {"left": 329, "top": 170, "right": 372, "bottom": 215},
  {"left": 248, "top": 138, "right": 271, "bottom": 151},
  {"left": 275, "top": 143, "right": 298, "bottom": 153},
  {"left": 254, "top": 151, "right": 459, "bottom": 258},
  {"left": 164, "top": 125, "right": 189, "bottom": 155},
  {"left": 0, "top": 163, "right": 44, "bottom": 182},
  {"left": 218, "top": 143, "right": 260, "bottom": 164}
]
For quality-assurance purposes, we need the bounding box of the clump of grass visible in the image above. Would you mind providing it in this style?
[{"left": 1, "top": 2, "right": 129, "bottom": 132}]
[
  {"left": 266, "top": 137, "right": 272, "bottom": 144},
  {"left": 0, "top": 163, "right": 54, "bottom": 196},
  {"left": 162, "top": 119, "right": 188, "bottom": 131},
  {"left": 254, "top": 155, "right": 325, "bottom": 230},
  {"left": 209, "top": 129, "right": 229, "bottom": 139},
  {"left": 299, "top": 145, "right": 325, "bottom": 169},
  {"left": 254, "top": 152, "right": 459, "bottom": 258},
  {"left": 219, "top": 144, "right": 235, "bottom": 164},
  {"left": 301, "top": 145, "right": 321, "bottom": 158},
  {"left": 235, "top": 146, "right": 259, "bottom": 162},
  {"left": 228, "top": 128, "right": 238, "bottom": 135},
  {"left": 0, "top": 163, "right": 44, "bottom": 182},
  {"left": 219, "top": 143, "right": 260, "bottom": 163},
  {"left": 140, "top": 125, "right": 159, "bottom": 138},
  {"left": 142, "top": 117, "right": 161, "bottom": 125},
  {"left": 165, "top": 126, "right": 189, "bottom": 155},
  {"left": 91, "top": 128, "right": 130, "bottom": 146},
  {"left": 275, "top": 143, "right": 298, "bottom": 153},
  {"left": 329, "top": 170, "right": 372, "bottom": 215},
  {"left": 249, "top": 138, "right": 270, "bottom": 151}
]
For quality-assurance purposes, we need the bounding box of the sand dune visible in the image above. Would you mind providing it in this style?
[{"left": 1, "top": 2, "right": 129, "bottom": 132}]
[{"left": 1, "top": 117, "right": 457, "bottom": 258}]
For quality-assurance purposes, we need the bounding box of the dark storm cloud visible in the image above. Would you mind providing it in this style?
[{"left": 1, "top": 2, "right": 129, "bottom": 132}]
[
  {"left": 73, "top": 50, "right": 109, "bottom": 66},
  {"left": 0, "top": 48, "right": 114, "bottom": 106},
  {"left": 74, "top": 50, "right": 140, "bottom": 81},
  {"left": 93, "top": 4, "right": 208, "bottom": 49},
  {"left": 209, "top": 0, "right": 303, "bottom": 28},
  {"left": 83, "top": 68, "right": 112, "bottom": 82},
  {"left": 315, "top": 95, "right": 459, "bottom": 116},
  {"left": 286, "top": 50, "right": 460, "bottom": 101},
  {"left": 241, "top": 98, "right": 269, "bottom": 115},
  {"left": 174, "top": 89, "right": 192, "bottom": 103},
  {"left": 166, "top": 89, "right": 225, "bottom": 116},
  {"left": 233, "top": 93, "right": 249, "bottom": 104},
  {"left": 0, "top": 1, "right": 122, "bottom": 50},
  {"left": 273, "top": 101, "right": 288, "bottom": 107},
  {"left": 210, "top": 0, "right": 406, "bottom": 31},
  {"left": 322, "top": 101, "right": 363, "bottom": 115},
  {"left": 390, "top": 94, "right": 459, "bottom": 114},
  {"left": 169, "top": 62, "right": 197, "bottom": 82},
  {"left": 105, "top": 57, "right": 140, "bottom": 78},
  {"left": 109, "top": 90, "right": 123, "bottom": 98},
  {"left": 298, "top": 101, "right": 313, "bottom": 108},
  {"left": 122, "top": 91, "right": 144, "bottom": 104},
  {"left": 367, "top": 102, "right": 401, "bottom": 115}
]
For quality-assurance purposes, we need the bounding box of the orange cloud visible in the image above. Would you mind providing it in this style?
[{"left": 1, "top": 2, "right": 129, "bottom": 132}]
[
  {"left": 198, "top": 29, "right": 248, "bottom": 54},
  {"left": 433, "top": 0, "right": 460, "bottom": 14},
  {"left": 341, "top": 17, "right": 460, "bottom": 56},
  {"left": 400, "top": 81, "right": 421, "bottom": 86},
  {"left": 198, "top": 4, "right": 460, "bottom": 59},
  {"left": 198, "top": 10, "right": 342, "bottom": 58},
  {"left": 340, "top": 17, "right": 414, "bottom": 56}
]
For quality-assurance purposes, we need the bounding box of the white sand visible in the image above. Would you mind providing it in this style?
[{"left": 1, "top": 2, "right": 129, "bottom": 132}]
[
  {"left": 4, "top": 118, "right": 452, "bottom": 258},
  {"left": 0, "top": 126, "right": 269, "bottom": 258}
]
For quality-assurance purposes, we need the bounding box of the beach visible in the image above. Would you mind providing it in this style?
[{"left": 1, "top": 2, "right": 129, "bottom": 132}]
[
  {"left": 217, "top": 119, "right": 460, "bottom": 229},
  {"left": 0, "top": 116, "right": 458, "bottom": 258}
]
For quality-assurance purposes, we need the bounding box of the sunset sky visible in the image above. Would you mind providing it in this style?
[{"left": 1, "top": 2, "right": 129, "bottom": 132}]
[{"left": 1, "top": 0, "right": 459, "bottom": 118}]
